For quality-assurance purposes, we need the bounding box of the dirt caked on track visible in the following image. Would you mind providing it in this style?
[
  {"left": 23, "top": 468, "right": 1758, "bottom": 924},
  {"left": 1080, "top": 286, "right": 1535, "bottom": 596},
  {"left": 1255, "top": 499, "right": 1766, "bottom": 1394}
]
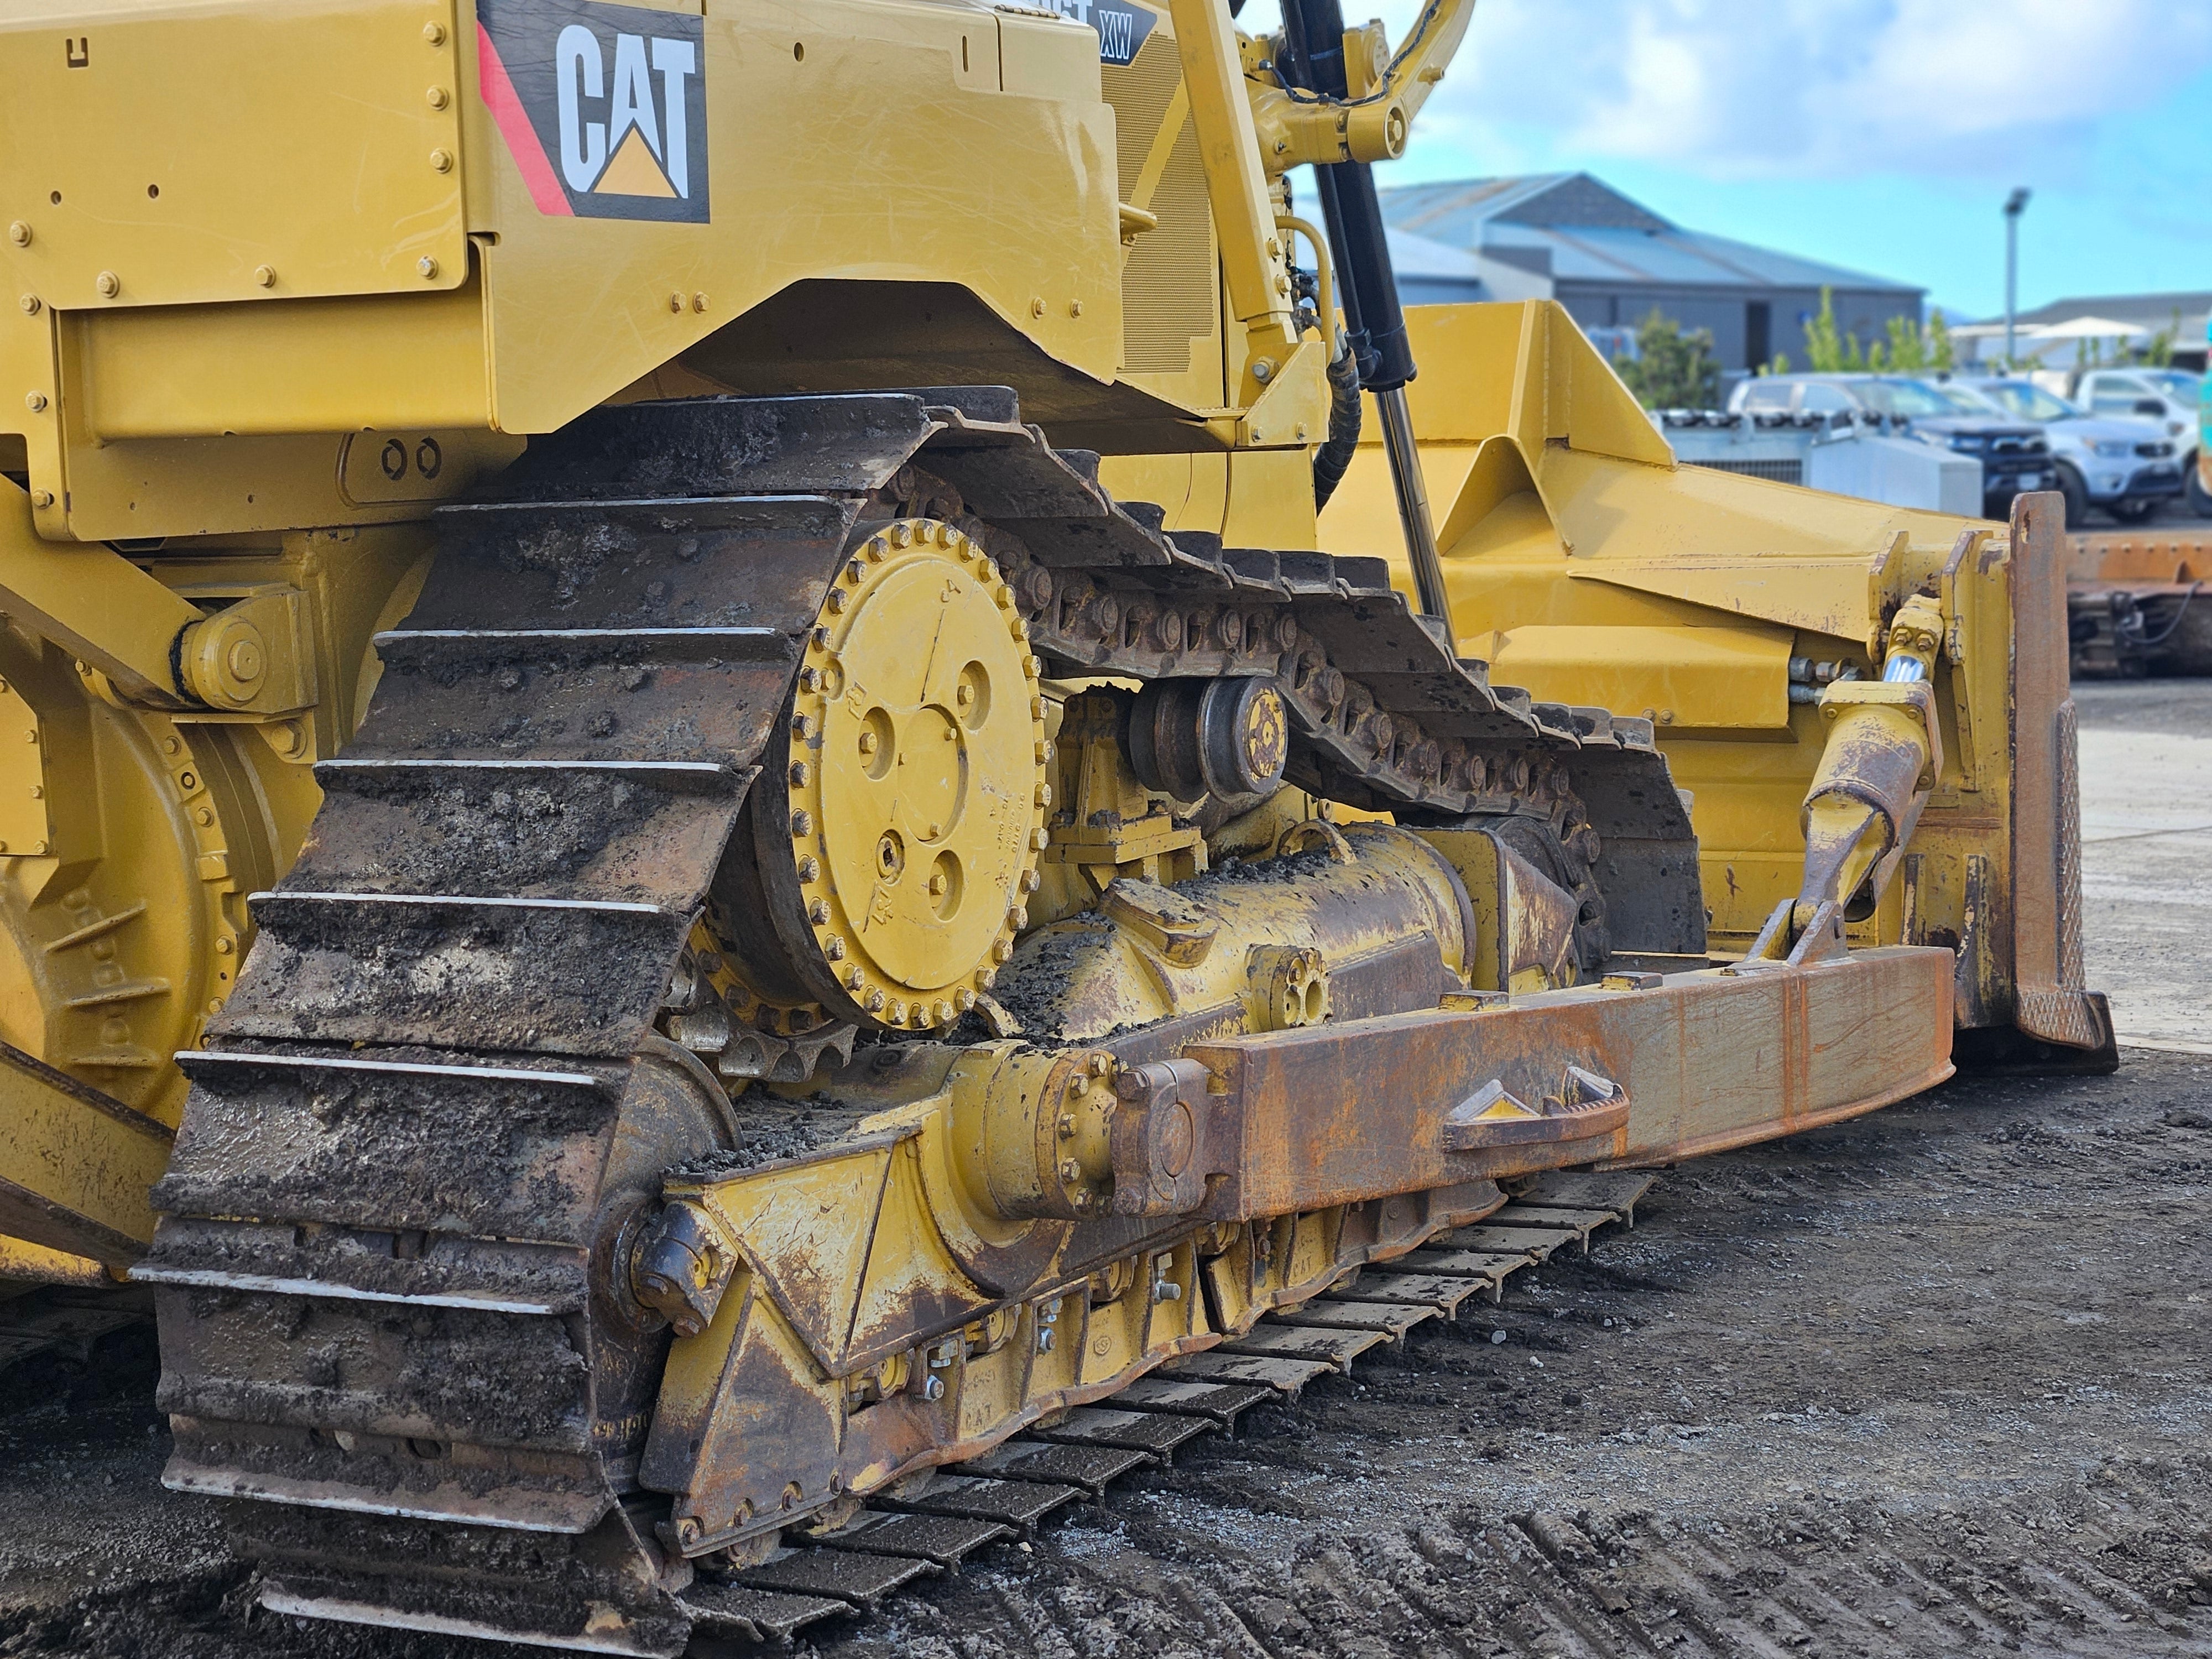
[{"left": 2, "top": 1037, "right": 2208, "bottom": 1659}]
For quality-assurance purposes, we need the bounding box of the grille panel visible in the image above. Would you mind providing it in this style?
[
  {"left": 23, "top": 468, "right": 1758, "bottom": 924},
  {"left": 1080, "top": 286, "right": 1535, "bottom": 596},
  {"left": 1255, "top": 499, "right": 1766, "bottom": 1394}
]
[{"left": 1103, "top": 33, "right": 1218, "bottom": 377}]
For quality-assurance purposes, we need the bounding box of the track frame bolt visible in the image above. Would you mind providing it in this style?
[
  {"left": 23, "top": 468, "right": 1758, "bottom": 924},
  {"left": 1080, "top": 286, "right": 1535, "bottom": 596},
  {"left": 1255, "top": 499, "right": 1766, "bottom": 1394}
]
[
  {"left": 430, "top": 149, "right": 453, "bottom": 173},
  {"left": 95, "top": 272, "right": 119, "bottom": 298},
  {"left": 6, "top": 223, "right": 28, "bottom": 247},
  {"left": 253, "top": 265, "right": 276, "bottom": 288},
  {"left": 19, "top": 295, "right": 39, "bottom": 315},
  {"left": 418, "top": 256, "right": 439, "bottom": 279},
  {"left": 24, "top": 393, "right": 46, "bottom": 413},
  {"left": 426, "top": 85, "right": 450, "bottom": 108}
]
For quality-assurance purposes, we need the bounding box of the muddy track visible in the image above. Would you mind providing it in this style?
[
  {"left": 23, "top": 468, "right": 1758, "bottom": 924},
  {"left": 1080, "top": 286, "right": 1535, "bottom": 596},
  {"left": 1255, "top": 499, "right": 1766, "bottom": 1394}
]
[
  {"left": 111, "top": 387, "right": 1699, "bottom": 1649},
  {"left": 3, "top": 1050, "right": 2210, "bottom": 1655}
]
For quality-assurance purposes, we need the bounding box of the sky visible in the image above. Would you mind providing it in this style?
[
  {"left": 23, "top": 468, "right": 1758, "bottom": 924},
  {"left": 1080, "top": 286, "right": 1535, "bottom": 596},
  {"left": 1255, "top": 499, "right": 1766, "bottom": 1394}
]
[{"left": 1248, "top": 0, "right": 2212, "bottom": 322}]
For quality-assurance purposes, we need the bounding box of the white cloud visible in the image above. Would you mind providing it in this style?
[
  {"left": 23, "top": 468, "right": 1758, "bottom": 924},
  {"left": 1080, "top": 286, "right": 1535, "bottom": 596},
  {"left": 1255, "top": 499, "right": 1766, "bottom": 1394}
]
[{"left": 1252, "top": 0, "right": 2212, "bottom": 183}]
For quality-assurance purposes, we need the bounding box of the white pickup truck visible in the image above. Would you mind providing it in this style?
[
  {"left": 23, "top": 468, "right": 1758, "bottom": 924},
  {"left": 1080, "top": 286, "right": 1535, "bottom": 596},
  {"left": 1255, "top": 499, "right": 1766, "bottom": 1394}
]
[{"left": 2074, "top": 367, "right": 2209, "bottom": 516}]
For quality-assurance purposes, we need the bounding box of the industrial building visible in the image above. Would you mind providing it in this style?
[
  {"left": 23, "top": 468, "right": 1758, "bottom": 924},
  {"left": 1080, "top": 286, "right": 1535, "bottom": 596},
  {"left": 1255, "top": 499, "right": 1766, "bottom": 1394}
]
[{"left": 1377, "top": 172, "right": 1924, "bottom": 372}]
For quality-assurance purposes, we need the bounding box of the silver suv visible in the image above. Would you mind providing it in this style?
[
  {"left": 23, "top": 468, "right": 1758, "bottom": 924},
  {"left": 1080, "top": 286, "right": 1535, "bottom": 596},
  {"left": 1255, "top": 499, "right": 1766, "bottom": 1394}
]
[
  {"left": 1941, "top": 377, "right": 2181, "bottom": 526},
  {"left": 2074, "top": 368, "right": 2207, "bottom": 516}
]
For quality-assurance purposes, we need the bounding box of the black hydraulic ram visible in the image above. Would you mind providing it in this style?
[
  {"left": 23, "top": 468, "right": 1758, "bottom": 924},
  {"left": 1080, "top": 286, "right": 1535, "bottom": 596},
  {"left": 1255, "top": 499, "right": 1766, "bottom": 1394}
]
[{"left": 1276, "top": 0, "right": 1451, "bottom": 628}]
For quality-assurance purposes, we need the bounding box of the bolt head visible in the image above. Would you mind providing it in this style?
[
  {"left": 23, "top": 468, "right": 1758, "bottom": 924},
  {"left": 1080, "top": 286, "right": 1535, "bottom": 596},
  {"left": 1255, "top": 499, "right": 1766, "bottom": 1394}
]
[
  {"left": 95, "top": 272, "right": 119, "bottom": 298},
  {"left": 29, "top": 491, "right": 53, "bottom": 509},
  {"left": 426, "top": 85, "right": 450, "bottom": 109},
  {"left": 253, "top": 265, "right": 276, "bottom": 288},
  {"left": 18, "top": 295, "right": 39, "bottom": 315},
  {"left": 430, "top": 148, "right": 453, "bottom": 173},
  {"left": 6, "top": 223, "right": 28, "bottom": 248},
  {"left": 24, "top": 393, "right": 46, "bottom": 414},
  {"left": 423, "top": 20, "right": 447, "bottom": 44}
]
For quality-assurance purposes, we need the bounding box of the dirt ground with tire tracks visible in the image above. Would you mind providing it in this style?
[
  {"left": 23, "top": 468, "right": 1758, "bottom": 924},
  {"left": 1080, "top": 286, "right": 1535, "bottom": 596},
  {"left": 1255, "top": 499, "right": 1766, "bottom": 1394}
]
[{"left": 2, "top": 681, "right": 2207, "bottom": 1659}]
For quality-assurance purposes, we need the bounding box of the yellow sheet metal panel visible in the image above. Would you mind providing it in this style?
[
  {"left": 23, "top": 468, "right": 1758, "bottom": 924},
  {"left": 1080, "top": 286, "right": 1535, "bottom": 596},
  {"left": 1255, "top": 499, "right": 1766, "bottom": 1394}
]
[
  {"left": 0, "top": 0, "right": 467, "bottom": 306},
  {"left": 1486, "top": 623, "right": 1792, "bottom": 731},
  {"left": 66, "top": 284, "right": 492, "bottom": 442},
  {"left": 0, "top": 1041, "right": 173, "bottom": 1265},
  {"left": 468, "top": 0, "right": 1125, "bottom": 436}
]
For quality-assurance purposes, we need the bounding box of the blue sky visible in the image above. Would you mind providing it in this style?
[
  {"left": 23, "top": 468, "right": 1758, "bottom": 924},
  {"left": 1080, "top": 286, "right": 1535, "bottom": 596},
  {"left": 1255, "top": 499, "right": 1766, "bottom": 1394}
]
[{"left": 1253, "top": 1, "right": 2212, "bottom": 323}]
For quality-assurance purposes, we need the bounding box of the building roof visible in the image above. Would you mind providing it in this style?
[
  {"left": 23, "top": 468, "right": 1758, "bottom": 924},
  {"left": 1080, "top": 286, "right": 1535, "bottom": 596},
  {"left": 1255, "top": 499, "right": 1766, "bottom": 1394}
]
[
  {"left": 1996, "top": 290, "right": 2212, "bottom": 336},
  {"left": 1378, "top": 173, "right": 1923, "bottom": 296}
]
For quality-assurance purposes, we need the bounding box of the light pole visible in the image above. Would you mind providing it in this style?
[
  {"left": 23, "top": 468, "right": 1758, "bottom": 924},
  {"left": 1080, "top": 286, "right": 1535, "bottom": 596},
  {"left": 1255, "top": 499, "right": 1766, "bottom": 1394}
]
[{"left": 2003, "top": 187, "right": 2031, "bottom": 366}]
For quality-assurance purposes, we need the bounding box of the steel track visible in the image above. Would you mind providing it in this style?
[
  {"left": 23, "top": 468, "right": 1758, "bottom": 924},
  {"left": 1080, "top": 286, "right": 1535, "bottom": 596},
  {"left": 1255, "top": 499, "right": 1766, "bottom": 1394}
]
[
  {"left": 133, "top": 389, "right": 1699, "bottom": 1651},
  {"left": 664, "top": 1166, "right": 1657, "bottom": 1645}
]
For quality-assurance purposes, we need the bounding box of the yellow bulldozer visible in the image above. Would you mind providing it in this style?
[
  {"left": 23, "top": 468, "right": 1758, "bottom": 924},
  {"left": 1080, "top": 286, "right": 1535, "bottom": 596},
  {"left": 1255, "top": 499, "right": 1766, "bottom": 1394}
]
[{"left": 0, "top": 0, "right": 2109, "bottom": 1648}]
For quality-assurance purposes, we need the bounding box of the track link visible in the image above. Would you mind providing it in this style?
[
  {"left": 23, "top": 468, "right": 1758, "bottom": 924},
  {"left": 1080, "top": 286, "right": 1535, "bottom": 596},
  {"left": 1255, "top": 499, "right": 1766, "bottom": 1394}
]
[{"left": 135, "top": 390, "right": 1699, "bottom": 1651}]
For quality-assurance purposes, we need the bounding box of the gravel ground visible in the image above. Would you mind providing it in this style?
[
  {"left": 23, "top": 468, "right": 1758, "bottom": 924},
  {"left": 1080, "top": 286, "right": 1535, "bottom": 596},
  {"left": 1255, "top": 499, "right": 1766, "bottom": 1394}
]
[{"left": 2, "top": 682, "right": 2206, "bottom": 1659}]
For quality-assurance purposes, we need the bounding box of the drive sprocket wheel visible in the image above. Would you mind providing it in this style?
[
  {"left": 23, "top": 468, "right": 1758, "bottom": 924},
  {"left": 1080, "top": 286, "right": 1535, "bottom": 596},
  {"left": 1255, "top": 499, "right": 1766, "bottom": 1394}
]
[{"left": 744, "top": 518, "right": 1050, "bottom": 1031}]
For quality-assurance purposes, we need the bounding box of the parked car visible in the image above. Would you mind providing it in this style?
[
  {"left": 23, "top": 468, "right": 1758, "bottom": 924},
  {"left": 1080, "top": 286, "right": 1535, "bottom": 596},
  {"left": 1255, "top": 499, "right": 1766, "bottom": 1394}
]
[
  {"left": 1729, "top": 374, "right": 2054, "bottom": 518},
  {"left": 2074, "top": 367, "right": 2207, "bottom": 515},
  {"left": 1937, "top": 376, "right": 2182, "bottom": 526}
]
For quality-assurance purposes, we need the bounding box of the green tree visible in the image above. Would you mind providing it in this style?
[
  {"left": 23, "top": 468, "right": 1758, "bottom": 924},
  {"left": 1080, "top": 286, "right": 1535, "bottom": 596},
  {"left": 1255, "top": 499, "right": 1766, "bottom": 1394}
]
[
  {"left": 1875, "top": 309, "right": 1954, "bottom": 374},
  {"left": 1804, "top": 287, "right": 1845, "bottom": 372},
  {"left": 1611, "top": 309, "right": 1721, "bottom": 409},
  {"left": 2138, "top": 307, "right": 2182, "bottom": 368},
  {"left": 1927, "top": 307, "right": 1955, "bottom": 372}
]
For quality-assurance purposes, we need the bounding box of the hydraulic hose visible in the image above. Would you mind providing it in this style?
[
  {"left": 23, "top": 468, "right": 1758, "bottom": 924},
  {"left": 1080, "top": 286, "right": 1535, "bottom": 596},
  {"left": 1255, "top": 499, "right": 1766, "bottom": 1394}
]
[{"left": 1313, "top": 344, "right": 1364, "bottom": 510}]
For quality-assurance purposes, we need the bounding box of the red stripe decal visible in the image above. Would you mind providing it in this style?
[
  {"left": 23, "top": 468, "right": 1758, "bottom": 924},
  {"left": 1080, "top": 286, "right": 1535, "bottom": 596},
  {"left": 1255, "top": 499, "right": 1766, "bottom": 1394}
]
[{"left": 477, "top": 22, "right": 572, "bottom": 217}]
